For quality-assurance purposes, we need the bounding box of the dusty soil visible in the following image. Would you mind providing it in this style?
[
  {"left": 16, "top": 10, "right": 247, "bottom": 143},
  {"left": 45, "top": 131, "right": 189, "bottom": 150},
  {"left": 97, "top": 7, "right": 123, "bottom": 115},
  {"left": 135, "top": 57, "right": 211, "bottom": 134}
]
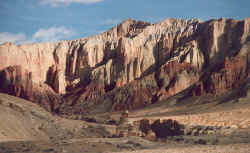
[
  {"left": 1, "top": 92, "right": 250, "bottom": 153},
  {"left": 114, "top": 91, "right": 250, "bottom": 129},
  {"left": 0, "top": 93, "right": 116, "bottom": 142},
  {"left": 107, "top": 144, "right": 250, "bottom": 153},
  {"left": 1, "top": 138, "right": 250, "bottom": 153}
]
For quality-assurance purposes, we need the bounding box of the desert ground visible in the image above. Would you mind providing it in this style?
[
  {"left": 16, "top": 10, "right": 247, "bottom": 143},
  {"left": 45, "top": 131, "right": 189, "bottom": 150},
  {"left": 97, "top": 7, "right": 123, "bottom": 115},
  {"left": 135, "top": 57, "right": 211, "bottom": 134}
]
[{"left": 1, "top": 90, "right": 250, "bottom": 153}]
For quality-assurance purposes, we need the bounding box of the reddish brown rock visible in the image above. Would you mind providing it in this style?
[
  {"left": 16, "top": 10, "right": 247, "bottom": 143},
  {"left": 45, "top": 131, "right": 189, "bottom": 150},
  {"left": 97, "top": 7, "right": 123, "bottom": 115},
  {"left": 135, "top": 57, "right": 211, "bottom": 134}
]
[
  {"left": 0, "top": 18, "right": 250, "bottom": 114},
  {"left": 0, "top": 65, "right": 61, "bottom": 112},
  {"left": 0, "top": 65, "right": 33, "bottom": 100}
]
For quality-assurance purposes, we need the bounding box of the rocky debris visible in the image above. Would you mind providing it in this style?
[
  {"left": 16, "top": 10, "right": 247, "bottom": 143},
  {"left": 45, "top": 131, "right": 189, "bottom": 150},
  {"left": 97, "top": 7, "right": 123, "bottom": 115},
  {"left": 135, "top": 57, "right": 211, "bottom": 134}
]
[
  {"left": 1, "top": 18, "right": 250, "bottom": 114},
  {"left": 168, "top": 127, "right": 250, "bottom": 145},
  {"left": 183, "top": 125, "right": 237, "bottom": 136}
]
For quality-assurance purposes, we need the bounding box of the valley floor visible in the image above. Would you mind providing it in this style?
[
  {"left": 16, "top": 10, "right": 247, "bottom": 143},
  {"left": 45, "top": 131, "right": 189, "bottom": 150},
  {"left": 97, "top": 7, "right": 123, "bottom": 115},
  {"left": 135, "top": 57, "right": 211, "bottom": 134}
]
[
  {"left": 1, "top": 138, "right": 250, "bottom": 153},
  {"left": 123, "top": 94, "right": 250, "bottom": 129},
  {"left": 1, "top": 93, "right": 250, "bottom": 153},
  {"left": 107, "top": 143, "right": 250, "bottom": 153}
]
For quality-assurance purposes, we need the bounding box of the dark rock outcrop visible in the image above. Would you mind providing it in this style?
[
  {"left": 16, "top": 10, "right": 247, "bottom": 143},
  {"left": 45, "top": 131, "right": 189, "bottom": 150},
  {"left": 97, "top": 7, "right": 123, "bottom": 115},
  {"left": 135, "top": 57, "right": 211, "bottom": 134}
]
[{"left": 151, "top": 119, "right": 183, "bottom": 138}]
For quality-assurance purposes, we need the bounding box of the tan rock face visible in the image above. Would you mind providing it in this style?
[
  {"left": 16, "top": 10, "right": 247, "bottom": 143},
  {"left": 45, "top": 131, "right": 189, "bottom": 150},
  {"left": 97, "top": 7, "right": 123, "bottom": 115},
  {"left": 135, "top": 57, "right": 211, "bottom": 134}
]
[{"left": 0, "top": 18, "right": 250, "bottom": 113}]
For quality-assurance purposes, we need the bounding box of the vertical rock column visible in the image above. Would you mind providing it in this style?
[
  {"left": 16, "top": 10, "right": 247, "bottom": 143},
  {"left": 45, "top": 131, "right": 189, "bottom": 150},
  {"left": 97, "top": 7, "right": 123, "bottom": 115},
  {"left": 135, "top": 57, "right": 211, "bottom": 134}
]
[{"left": 46, "top": 65, "right": 66, "bottom": 94}]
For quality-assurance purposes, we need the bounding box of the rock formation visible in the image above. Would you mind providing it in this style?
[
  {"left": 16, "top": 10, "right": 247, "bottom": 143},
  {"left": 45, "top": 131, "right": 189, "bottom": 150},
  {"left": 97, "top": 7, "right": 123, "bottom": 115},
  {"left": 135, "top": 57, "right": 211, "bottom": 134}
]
[{"left": 0, "top": 18, "right": 250, "bottom": 114}]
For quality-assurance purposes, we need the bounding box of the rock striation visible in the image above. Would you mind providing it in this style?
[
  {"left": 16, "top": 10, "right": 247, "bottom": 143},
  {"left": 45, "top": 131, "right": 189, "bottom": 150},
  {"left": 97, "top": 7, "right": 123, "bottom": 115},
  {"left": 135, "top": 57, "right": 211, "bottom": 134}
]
[{"left": 0, "top": 18, "right": 250, "bottom": 114}]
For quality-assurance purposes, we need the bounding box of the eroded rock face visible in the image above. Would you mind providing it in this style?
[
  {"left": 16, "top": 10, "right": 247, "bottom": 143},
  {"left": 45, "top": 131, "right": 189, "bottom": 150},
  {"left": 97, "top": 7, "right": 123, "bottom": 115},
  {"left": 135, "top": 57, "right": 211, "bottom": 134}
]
[
  {"left": 0, "top": 65, "right": 33, "bottom": 100},
  {"left": 0, "top": 18, "right": 250, "bottom": 114},
  {"left": 0, "top": 65, "right": 62, "bottom": 112}
]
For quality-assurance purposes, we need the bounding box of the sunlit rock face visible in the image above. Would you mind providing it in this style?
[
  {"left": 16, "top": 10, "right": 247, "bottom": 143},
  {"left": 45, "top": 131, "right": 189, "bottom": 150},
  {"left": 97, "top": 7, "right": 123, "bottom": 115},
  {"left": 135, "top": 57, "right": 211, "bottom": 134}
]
[{"left": 0, "top": 18, "right": 250, "bottom": 114}]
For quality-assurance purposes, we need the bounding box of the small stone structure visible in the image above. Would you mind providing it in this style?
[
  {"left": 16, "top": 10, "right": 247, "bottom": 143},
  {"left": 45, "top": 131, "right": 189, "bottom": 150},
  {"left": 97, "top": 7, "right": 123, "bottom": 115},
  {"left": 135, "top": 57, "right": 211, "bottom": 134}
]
[
  {"left": 116, "top": 110, "right": 130, "bottom": 137},
  {"left": 115, "top": 111, "right": 181, "bottom": 141},
  {"left": 116, "top": 110, "right": 141, "bottom": 137},
  {"left": 115, "top": 111, "right": 156, "bottom": 140}
]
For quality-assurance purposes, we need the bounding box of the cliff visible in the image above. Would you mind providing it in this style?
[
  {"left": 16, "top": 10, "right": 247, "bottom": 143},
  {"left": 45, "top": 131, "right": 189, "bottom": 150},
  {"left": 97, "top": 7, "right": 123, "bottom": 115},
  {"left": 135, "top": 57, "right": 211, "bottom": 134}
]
[{"left": 0, "top": 18, "right": 250, "bottom": 114}]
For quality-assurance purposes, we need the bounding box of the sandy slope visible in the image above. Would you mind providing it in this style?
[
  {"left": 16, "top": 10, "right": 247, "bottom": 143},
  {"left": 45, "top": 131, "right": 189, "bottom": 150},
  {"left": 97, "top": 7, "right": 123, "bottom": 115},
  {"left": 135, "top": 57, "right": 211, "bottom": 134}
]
[
  {"left": 0, "top": 93, "right": 52, "bottom": 142},
  {"left": 0, "top": 93, "right": 115, "bottom": 143}
]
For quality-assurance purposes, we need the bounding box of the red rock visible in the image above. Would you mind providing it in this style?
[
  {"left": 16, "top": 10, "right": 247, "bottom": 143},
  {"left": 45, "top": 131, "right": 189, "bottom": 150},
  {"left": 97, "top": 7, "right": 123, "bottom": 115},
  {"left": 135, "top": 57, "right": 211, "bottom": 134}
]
[
  {"left": 0, "top": 65, "right": 61, "bottom": 112},
  {"left": 0, "top": 18, "right": 250, "bottom": 114}
]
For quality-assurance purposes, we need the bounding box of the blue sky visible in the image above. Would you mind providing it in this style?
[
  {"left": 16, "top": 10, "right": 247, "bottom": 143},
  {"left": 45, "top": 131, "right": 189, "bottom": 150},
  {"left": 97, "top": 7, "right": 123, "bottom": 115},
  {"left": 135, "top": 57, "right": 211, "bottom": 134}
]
[{"left": 0, "top": 0, "right": 249, "bottom": 44}]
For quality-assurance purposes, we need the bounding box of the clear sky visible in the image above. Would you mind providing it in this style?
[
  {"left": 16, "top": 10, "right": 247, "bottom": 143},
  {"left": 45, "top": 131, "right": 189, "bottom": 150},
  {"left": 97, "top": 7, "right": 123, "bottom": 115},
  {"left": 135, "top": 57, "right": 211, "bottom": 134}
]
[{"left": 0, "top": 0, "right": 249, "bottom": 44}]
